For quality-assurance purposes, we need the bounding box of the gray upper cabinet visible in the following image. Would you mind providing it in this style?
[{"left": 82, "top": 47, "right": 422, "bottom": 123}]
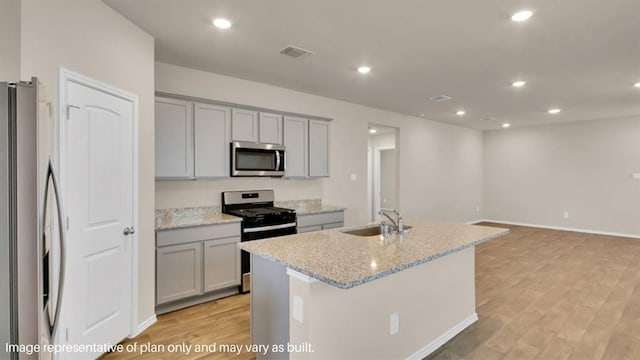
[
  {"left": 258, "top": 112, "right": 283, "bottom": 144},
  {"left": 231, "top": 108, "right": 259, "bottom": 142},
  {"left": 155, "top": 97, "right": 194, "bottom": 178},
  {"left": 309, "top": 120, "right": 330, "bottom": 177},
  {"left": 283, "top": 116, "right": 308, "bottom": 178},
  {"left": 194, "top": 103, "right": 231, "bottom": 178}
]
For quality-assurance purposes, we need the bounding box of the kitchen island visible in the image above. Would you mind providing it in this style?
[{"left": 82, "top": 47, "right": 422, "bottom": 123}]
[{"left": 239, "top": 219, "right": 508, "bottom": 359}]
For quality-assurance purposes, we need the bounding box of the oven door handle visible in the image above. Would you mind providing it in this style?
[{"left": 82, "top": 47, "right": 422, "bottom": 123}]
[{"left": 243, "top": 222, "right": 297, "bottom": 233}]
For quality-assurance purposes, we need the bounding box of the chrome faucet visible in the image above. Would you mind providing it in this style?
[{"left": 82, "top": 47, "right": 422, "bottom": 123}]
[{"left": 378, "top": 208, "right": 403, "bottom": 233}]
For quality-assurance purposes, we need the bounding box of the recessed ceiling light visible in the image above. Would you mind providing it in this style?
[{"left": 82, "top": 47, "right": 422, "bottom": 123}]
[
  {"left": 456, "top": 110, "right": 466, "bottom": 116},
  {"left": 512, "top": 80, "right": 526, "bottom": 88},
  {"left": 502, "top": 123, "right": 511, "bottom": 128},
  {"left": 634, "top": 82, "right": 640, "bottom": 88},
  {"left": 429, "top": 95, "right": 452, "bottom": 102},
  {"left": 369, "top": 128, "right": 377, "bottom": 134},
  {"left": 212, "top": 18, "right": 232, "bottom": 29},
  {"left": 358, "top": 66, "right": 371, "bottom": 74},
  {"left": 511, "top": 10, "right": 533, "bottom": 22},
  {"left": 548, "top": 108, "right": 561, "bottom": 114}
]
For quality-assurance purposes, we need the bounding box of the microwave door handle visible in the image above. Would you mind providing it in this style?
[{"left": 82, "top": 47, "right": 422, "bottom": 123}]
[
  {"left": 275, "top": 150, "right": 281, "bottom": 171},
  {"left": 48, "top": 158, "right": 66, "bottom": 339}
]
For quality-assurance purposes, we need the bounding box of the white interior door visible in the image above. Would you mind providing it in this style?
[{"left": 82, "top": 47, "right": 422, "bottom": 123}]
[{"left": 64, "top": 80, "right": 134, "bottom": 358}]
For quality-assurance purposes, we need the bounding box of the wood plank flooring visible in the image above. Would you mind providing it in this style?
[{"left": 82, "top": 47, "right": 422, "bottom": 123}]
[{"left": 103, "top": 223, "right": 640, "bottom": 360}]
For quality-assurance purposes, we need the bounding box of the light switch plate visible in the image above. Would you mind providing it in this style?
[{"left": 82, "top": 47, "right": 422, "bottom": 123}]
[
  {"left": 293, "top": 296, "right": 304, "bottom": 323},
  {"left": 632, "top": 173, "right": 640, "bottom": 181},
  {"left": 350, "top": 173, "right": 357, "bottom": 181},
  {"left": 390, "top": 312, "right": 399, "bottom": 335}
]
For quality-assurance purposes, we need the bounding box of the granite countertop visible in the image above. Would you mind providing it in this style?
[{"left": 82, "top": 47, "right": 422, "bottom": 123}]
[
  {"left": 156, "top": 199, "right": 346, "bottom": 230},
  {"left": 276, "top": 199, "right": 346, "bottom": 215},
  {"left": 239, "top": 219, "right": 508, "bottom": 289},
  {"left": 155, "top": 206, "right": 241, "bottom": 230}
]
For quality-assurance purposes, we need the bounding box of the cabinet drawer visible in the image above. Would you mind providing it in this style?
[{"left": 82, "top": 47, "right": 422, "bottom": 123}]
[
  {"left": 297, "top": 211, "right": 344, "bottom": 228},
  {"left": 157, "top": 222, "right": 241, "bottom": 247}
]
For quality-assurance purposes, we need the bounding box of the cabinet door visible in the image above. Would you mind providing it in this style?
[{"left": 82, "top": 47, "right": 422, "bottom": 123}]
[
  {"left": 155, "top": 97, "right": 194, "bottom": 178},
  {"left": 283, "top": 116, "right": 308, "bottom": 177},
  {"left": 297, "top": 225, "right": 322, "bottom": 234},
  {"left": 309, "top": 120, "right": 330, "bottom": 177},
  {"left": 231, "top": 108, "right": 258, "bottom": 142},
  {"left": 204, "top": 237, "right": 241, "bottom": 292},
  {"left": 156, "top": 242, "right": 203, "bottom": 304},
  {"left": 259, "top": 112, "right": 283, "bottom": 144},
  {"left": 195, "top": 103, "right": 231, "bottom": 178}
]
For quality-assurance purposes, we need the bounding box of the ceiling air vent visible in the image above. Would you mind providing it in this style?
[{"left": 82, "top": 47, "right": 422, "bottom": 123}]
[
  {"left": 429, "top": 95, "right": 452, "bottom": 102},
  {"left": 480, "top": 116, "right": 497, "bottom": 121},
  {"left": 280, "top": 45, "right": 315, "bottom": 58}
]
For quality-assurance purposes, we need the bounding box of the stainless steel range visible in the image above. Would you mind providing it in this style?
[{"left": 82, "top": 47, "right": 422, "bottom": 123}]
[{"left": 222, "top": 190, "right": 296, "bottom": 293}]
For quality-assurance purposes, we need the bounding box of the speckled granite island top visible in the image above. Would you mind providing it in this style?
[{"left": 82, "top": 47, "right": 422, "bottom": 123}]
[{"left": 240, "top": 219, "right": 508, "bottom": 289}]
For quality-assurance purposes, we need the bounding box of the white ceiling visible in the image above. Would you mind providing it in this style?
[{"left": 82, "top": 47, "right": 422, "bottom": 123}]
[{"left": 105, "top": 0, "right": 640, "bottom": 130}]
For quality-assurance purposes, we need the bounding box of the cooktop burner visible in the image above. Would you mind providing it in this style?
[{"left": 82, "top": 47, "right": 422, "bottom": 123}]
[{"left": 226, "top": 206, "right": 295, "bottom": 218}]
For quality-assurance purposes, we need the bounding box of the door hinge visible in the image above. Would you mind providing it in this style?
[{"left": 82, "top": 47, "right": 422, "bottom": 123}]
[
  {"left": 66, "top": 217, "right": 69, "bottom": 230},
  {"left": 66, "top": 104, "right": 80, "bottom": 119}
]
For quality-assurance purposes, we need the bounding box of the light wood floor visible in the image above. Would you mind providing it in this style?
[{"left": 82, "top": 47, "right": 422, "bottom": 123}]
[{"left": 103, "top": 223, "right": 640, "bottom": 360}]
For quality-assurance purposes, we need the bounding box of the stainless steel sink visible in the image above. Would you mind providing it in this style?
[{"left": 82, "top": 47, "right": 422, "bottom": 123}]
[{"left": 341, "top": 224, "right": 412, "bottom": 237}]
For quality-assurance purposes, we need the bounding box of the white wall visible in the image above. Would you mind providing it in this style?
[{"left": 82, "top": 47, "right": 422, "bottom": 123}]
[
  {"left": 156, "top": 62, "right": 484, "bottom": 226},
  {"left": 20, "top": 0, "right": 156, "bottom": 326},
  {"left": 484, "top": 116, "right": 640, "bottom": 236},
  {"left": 0, "top": 0, "right": 20, "bottom": 79}
]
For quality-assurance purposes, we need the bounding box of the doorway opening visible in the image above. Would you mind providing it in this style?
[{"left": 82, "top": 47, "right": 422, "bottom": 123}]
[{"left": 367, "top": 124, "right": 399, "bottom": 222}]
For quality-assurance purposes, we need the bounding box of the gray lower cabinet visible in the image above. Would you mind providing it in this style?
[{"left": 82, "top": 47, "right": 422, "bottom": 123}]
[
  {"left": 204, "top": 237, "right": 241, "bottom": 292},
  {"left": 156, "top": 242, "right": 203, "bottom": 304},
  {"left": 297, "top": 210, "right": 344, "bottom": 233},
  {"left": 156, "top": 222, "right": 241, "bottom": 310}
]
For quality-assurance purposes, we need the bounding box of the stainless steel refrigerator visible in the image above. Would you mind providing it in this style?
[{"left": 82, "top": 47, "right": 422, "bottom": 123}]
[{"left": 1, "top": 78, "right": 66, "bottom": 360}]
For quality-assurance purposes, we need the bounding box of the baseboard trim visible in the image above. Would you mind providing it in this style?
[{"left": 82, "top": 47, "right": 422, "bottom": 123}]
[
  {"left": 478, "top": 219, "right": 640, "bottom": 239},
  {"left": 406, "top": 313, "right": 478, "bottom": 360},
  {"left": 466, "top": 219, "right": 485, "bottom": 225},
  {"left": 131, "top": 314, "right": 157, "bottom": 337}
]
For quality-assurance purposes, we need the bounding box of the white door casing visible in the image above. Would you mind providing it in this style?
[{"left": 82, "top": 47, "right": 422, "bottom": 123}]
[{"left": 59, "top": 70, "right": 138, "bottom": 359}]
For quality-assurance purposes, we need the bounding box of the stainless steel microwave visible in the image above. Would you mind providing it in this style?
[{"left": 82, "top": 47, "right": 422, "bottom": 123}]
[{"left": 231, "top": 142, "right": 286, "bottom": 177}]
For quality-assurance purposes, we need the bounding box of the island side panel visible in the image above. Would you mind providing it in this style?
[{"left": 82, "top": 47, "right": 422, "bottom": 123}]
[
  {"left": 251, "top": 254, "right": 290, "bottom": 360},
  {"left": 289, "top": 246, "right": 476, "bottom": 360}
]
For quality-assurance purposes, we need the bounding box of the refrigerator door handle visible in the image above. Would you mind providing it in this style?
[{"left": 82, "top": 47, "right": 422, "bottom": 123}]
[{"left": 44, "top": 157, "right": 66, "bottom": 339}]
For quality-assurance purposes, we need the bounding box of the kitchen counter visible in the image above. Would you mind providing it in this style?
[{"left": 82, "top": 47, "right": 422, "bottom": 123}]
[
  {"left": 155, "top": 200, "right": 344, "bottom": 230},
  {"left": 240, "top": 219, "right": 507, "bottom": 289},
  {"left": 275, "top": 199, "right": 345, "bottom": 215},
  {"left": 155, "top": 206, "right": 241, "bottom": 230},
  {"left": 245, "top": 219, "right": 509, "bottom": 359}
]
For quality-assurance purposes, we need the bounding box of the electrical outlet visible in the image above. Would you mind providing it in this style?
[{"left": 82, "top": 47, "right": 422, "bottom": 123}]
[
  {"left": 563, "top": 211, "right": 569, "bottom": 219},
  {"left": 390, "top": 312, "right": 399, "bottom": 335}
]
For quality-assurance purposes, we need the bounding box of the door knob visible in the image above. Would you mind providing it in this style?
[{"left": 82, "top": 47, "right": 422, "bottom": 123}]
[{"left": 123, "top": 227, "right": 135, "bottom": 235}]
